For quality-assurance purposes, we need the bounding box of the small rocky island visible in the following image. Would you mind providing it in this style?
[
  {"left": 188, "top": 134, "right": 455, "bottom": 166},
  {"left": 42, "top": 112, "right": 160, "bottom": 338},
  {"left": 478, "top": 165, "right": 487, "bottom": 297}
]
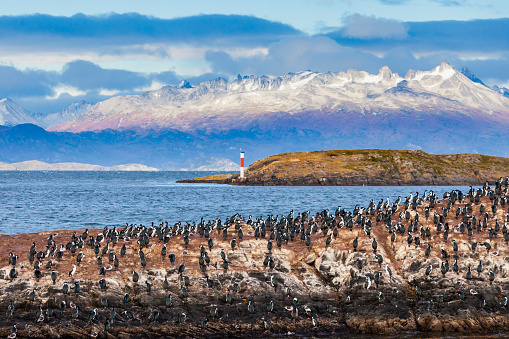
[
  {"left": 178, "top": 149, "right": 509, "bottom": 186},
  {"left": 3, "top": 182, "right": 509, "bottom": 337}
]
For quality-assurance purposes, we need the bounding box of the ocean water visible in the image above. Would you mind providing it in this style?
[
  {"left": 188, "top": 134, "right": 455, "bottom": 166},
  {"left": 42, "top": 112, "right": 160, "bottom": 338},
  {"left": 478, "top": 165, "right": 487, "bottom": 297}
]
[{"left": 0, "top": 171, "right": 473, "bottom": 235}]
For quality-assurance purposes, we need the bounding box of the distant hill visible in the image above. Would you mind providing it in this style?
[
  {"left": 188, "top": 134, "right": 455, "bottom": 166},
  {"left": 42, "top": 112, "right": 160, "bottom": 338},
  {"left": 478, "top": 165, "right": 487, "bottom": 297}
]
[
  {"left": 0, "top": 160, "right": 159, "bottom": 171},
  {"left": 179, "top": 149, "right": 509, "bottom": 186}
]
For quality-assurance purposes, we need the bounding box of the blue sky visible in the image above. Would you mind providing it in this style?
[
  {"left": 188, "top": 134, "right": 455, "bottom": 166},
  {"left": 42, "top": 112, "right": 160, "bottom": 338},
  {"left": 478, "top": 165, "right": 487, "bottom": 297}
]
[{"left": 1, "top": 0, "right": 509, "bottom": 112}]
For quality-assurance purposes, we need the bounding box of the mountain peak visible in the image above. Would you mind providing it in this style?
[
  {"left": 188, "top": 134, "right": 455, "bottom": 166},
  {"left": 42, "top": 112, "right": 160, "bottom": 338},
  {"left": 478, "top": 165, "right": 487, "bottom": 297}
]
[
  {"left": 460, "top": 67, "right": 487, "bottom": 87},
  {"left": 439, "top": 60, "right": 454, "bottom": 69},
  {"left": 0, "top": 98, "right": 15, "bottom": 104},
  {"left": 0, "top": 98, "right": 36, "bottom": 127},
  {"left": 177, "top": 80, "right": 193, "bottom": 89},
  {"left": 378, "top": 65, "right": 394, "bottom": 81}
]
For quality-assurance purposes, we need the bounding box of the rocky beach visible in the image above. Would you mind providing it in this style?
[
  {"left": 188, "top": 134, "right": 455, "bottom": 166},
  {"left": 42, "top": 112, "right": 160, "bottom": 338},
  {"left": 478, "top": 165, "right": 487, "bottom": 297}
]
[{"left": 3, "top": 181, "right": 509, "bottom": 338}]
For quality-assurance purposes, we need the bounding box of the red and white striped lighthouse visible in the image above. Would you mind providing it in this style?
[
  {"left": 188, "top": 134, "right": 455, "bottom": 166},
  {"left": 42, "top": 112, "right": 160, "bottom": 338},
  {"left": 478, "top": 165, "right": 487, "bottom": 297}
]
[{"left": 240, "top": 151, "right": 245, "bottom": 178}]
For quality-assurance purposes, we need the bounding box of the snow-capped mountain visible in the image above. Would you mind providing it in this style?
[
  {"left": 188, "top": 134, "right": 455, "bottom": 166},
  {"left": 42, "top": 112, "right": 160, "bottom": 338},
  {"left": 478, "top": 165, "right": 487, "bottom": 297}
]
[
  {"left": 33, "top": 101, "right": 92, "bottom": 128},
  {"left": 0, "top": 99, "right": 92, "bottom": 128},
  {"left": 0, "top": 98, "right": 37, "bottom": 126},
  {"left": 51, "top": 61, "right": 509, "bottom": 133}
]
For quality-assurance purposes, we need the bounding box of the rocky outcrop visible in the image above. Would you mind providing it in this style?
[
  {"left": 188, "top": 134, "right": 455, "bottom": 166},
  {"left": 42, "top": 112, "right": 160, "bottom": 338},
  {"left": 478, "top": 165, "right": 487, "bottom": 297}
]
[
  {"left": 179, "top": 149, "right": 509, "bottom": 186},
  {"left": 3, "top": 189, "right": 509, "bottom": 337}
]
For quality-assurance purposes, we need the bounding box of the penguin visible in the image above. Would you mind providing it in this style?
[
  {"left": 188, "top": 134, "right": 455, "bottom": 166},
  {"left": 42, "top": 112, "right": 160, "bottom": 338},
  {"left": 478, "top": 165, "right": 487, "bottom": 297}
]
[
  {"left": 477, "top": 260, "right": 483, "bottom": 276},
  {"left": 458, "top": 290, "right": 465, "bottom": 301},
  {"left": 201, "top": 318, "right": 209, "bottom": 331},
  {"left": 365, "top": 276, "right": 371, "bottom": 290},
  {"left": 311, "top": 315, "right": 319, "bottom": 328},
  {"left": 69, "top": 264, "right": 76, "bottom": 278},
  {"left": 263, "top": 317, "right": 272, "bottom": 332},
  {"left": 267, "top": 299, "right": 274, "bottom": 313},
  {"left": 72, "top": 306, "right": 79, "bottom": 321},
  {"left": 425, "top": 264, "right": 433, "bottom": 277},
  {"left": 271, "top": 275, "right": 278, "bottom": 291},
  {"left": 466, "top": 266, "right": 472, "bottom": 280},
  {"left": 489, "top": 271, "right": 495, "bottom": 285},
  {"left": 88, "top": 308, "right": 97, "bottom": 323},
  {"left": 425, "top": 244, "right": 431, "bottom": 257},
  {"left": 453, "top": 259, "right": 459, "bottom": 274},
  {"left": 501, "top": 296, "right": 508, "bottom": 309},
  {"left": 9, "top": 268, "right": 17, "bottom": 280},
  {"left": 28, "top": 289, "right": 36, "bottom": 302},
  {"left": 8, "top": 324, "right": 17, "bottom": 339},
  {"left": 110, "top": 307, "right": 116, "bottom": 323},
  {"left": 99, "top": 278, "right": 107, "bottom": 291},
  {"left": 51, "top": 270, "right": 57, "bottom": 284},
  {"left": 248, "top": 300, "right": 255, "bottom": 315},
  {"left": 385, "top": 264, "right": 392, "bottom": 280},
  {"left": 416, "top": 285, "right": 422, "bottom": 299},
  {"left": 101, "top": 298, "right": 108, "bottom": 309},
  {"left": 76, "top": 252, "right": 85, "bottom": 266}
]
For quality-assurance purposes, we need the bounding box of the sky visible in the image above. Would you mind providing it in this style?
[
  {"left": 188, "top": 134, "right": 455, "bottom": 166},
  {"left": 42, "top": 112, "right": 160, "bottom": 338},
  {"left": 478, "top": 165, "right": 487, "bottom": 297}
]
[{"left": 1, "top": 0, "right": 509, "bottom": 113}]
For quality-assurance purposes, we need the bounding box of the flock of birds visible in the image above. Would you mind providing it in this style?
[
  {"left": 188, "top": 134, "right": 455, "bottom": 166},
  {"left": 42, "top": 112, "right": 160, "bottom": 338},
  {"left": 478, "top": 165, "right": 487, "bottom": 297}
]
[{"left": 3, "top": 177, "right": 509, "bottom": 337}]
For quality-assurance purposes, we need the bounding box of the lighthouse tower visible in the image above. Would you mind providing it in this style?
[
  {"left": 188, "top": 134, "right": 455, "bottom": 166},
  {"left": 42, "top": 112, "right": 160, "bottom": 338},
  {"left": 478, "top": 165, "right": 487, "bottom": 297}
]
[{"left": 240, "top": 151, "right": 245, "bottom": 179}]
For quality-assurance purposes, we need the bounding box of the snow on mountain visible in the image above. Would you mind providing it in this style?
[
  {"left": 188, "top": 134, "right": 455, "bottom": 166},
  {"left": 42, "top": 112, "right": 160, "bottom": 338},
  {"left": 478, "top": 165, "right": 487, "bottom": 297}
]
[
  {"left": 48, "top": 61, "right": 509, "bottom": 133},
  {"left": 0, "top": 98, "right": 37, "bottom": 126},
  {"left": 34, "top": 101, "right": 93, "bottom": 128},
  {"left": 493, "top": 85, "right": 509, "bottom": 99}
]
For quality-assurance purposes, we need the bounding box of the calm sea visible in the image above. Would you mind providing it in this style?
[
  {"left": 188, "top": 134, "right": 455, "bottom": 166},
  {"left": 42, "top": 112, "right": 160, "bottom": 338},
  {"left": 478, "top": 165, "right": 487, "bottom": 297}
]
[{"left": 0, "top": 171, "right": 473, "bottom": 235}]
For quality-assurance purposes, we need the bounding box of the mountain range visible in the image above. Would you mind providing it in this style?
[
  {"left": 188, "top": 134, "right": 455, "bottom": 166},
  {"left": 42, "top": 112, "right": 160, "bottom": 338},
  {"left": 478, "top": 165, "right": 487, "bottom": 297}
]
[
  {"left": 2, "top": 61, "right": 509, "bottom": 169},
  {"left": 50, "top": 61, "right": 509, "bottom": 133}
]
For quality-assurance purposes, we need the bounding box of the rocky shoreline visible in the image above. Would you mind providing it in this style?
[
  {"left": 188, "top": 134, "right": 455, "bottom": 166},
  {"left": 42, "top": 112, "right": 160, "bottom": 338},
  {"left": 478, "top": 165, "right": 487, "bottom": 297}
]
[{"left": 3, "top": 182, "right": 509, "bottom": 337}]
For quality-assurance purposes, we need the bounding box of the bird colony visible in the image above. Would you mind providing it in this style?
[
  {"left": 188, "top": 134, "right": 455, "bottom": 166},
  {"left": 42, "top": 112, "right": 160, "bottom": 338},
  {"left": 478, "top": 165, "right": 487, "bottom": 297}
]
[{"left": 3, "top": 180, "right": 509, "bottom": 337}]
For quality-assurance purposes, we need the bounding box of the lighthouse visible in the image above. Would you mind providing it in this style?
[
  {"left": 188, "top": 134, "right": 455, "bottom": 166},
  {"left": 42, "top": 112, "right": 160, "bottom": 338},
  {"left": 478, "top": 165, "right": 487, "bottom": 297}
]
[{"left": 240, "top": 151, "right": 245, "bottom": 179}]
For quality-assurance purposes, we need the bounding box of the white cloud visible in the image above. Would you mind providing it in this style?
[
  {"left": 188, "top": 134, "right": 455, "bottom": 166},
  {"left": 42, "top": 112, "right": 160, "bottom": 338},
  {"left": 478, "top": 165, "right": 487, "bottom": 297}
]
[
  {"left": 99, "top": 89, "right": 121, "bottom": 96},
  {"left": 341, "top": 14, "right": 409, "bottom": 39},
  {"left": 45, "top": 86, "right": 86, "bottom": 100}
]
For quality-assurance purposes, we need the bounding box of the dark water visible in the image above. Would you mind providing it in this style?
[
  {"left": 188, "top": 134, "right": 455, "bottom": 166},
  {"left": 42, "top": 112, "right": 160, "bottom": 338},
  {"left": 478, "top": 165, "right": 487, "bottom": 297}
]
[{"left": 0, "top": 171, "right": 473, "bottom": 235}]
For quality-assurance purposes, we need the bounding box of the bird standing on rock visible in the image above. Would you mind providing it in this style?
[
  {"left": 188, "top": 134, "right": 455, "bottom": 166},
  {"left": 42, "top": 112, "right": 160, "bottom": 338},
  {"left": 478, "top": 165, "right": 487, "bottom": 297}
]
[
  {"left": 69, "top": 264, "right": 76, "bottom": 278},
  {"left": 248, "top": 300, "right": 255, "bottom": 315}
]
